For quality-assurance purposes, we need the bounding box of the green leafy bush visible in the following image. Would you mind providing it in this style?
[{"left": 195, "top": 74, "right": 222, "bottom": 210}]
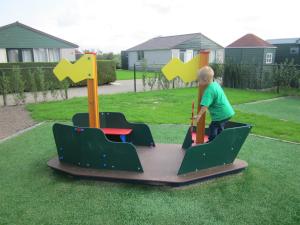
[
  {"left": 0, "top": 60, "right": 116, "bottom": 94},
  {"left": 70, "top": 60, "right": 117, "bottom": 87},
  {"left": 28, "top": 70, "right": 38, "bottom": 103},
  {"left": 0, "top": 71, "right": 10, "bottom": 106},
  {"left": 273, "top": 59, "right": 299, "bottom": 93},
  {"left": 9, "top": 66, "right": 26, "bottom": 104}
]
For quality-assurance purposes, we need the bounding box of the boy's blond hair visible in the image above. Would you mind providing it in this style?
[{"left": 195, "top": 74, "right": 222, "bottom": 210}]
[{"left": 198, "top": 66, "right": 214, "bottom": 83}]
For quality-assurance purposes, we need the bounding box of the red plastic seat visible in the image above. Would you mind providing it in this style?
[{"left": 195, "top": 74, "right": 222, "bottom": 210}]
[
  {"left": 101, "top": 128, "right": 133, "bottom": 136},
  {"left": 192, "top": 132, "right": 209, "bottom": 143}
]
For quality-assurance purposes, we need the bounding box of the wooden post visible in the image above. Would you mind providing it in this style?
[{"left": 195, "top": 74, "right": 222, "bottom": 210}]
[
  {"left": 87, "top": 53, "right": 100, "bottom": 128},
  {"left": 196, "top": 51, "right": 209, "bottom": 144}
]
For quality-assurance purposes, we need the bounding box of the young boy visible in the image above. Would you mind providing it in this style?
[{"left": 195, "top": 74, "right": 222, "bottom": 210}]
[{"left": 195, "top": 66, "right": 235, "bottom": 142}]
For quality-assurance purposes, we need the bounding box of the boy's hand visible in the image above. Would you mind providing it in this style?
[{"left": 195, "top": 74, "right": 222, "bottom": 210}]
[
  {"left": 193, "top": 114, "right": 202, "bottom": 122},
  {"left": 193, "top": 106, "right": 207, "bottom": 122}
]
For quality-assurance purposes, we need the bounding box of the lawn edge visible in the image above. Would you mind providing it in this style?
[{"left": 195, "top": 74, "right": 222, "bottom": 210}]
[{"left": 0, "top": 122, "right": 45, "bottom": 144}]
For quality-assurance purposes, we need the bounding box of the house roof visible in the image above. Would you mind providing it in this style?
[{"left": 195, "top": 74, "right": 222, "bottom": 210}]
[
  {"left": 126, "top": 33, "right": 222, "bottom": 51},
  {"left": 267, "top": 38, "right": 300, "bottom": 45},
  {"left": 0, "top": 21, "right": 79, "bottom": 48},
  {"left": 226, "top": 34, "right": 275, "bottom": 48}
]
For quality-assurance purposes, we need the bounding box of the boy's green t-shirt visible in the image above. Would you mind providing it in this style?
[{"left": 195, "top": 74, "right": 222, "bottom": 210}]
[{"left": 200, "top": 82, "right": 235, "bottom": 121}]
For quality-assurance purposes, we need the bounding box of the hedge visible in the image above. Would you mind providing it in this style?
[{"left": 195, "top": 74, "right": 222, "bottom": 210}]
[{"left": 0, "top": 60, "right": 116, "bottom": 92}]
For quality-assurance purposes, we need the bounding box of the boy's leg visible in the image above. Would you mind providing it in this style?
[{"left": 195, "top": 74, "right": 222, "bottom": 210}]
[
  {"left": 217, "top": 119, "right": 228, "bottom": 134},
  {"left": 208, "top": 121, "right": 219, "bottom": 142},
  {"left": 209, "top": 119, "right": 230, "bottom": 142}
]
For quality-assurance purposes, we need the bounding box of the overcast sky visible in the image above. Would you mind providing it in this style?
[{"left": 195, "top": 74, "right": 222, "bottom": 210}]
[{"left": 1, "top": 0, "right": 299, "bottom": 53}]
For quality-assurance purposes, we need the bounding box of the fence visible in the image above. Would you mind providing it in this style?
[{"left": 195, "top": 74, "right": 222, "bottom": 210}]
[
  {"left": 131, "top": 62, "right": 300, "bottom": 91},
  {"left": 132, "top": 63, "right": 198, "bottom": 93}
]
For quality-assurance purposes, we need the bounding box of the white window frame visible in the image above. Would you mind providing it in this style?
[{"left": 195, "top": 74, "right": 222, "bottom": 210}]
[
  {"left": 171, "top": 49, "right": 180, "bottom": 59},
  {"left": 265, "top": 53, "right": 273, "bottom": 64}
]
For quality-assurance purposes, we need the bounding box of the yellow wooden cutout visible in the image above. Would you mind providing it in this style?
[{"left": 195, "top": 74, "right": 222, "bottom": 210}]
[
  {"left": 53, "top": 54, "right": 94, "bottom": 83},
  {"left": 161, "top": 55, "right": 200, "bottom": 83}
]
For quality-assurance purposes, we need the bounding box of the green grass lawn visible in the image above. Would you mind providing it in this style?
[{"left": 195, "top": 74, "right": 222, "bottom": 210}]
[
  {"left": 235, "top": 96, "right": 300, "bottom": 123},
  {"left": 116, "top": 69, "right": 155, "bottom": 80},
  {"left": 26, "top": 87, "right": 300, "bottom": 142},
  {"left": 0, "top": 123, "right": 299, "bottom": 225}
]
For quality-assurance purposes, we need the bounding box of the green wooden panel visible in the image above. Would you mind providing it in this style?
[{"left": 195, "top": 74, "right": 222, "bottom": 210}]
[
  {"left": 182, "top": 128, "right": 193, "bottom": 150},
  {"left": 53, "top": 123, "right": 143, "bottom": 172},
  {"left": 178, "top": 123, "right": 252, "bottom": 175},
  {"left": 72, "top": 112, "right": 155, "bottom": 147},
  {"left": 273, "top": 44, "right": 300, "bottom": 65},
  {"left": 225, "top": 48, "right": 264, "bottom": 65}
]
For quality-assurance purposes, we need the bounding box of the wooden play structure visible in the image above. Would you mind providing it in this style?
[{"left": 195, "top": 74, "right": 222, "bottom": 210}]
[{"left": 48, "top": 52, "right": 252, "bottom": 186}]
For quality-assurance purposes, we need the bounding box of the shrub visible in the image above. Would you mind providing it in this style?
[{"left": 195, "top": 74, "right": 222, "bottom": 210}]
[
  {"left": 28, "top": 70, "right": 38, "bottom": 103},
  {"left": 35, "top": 68, "right": 49, "bottom": 101},
  {"left": 70, "top": 60, "right": 117, "bottom": 87},
  {"left": 210, "top": 63, "right": 224, "bottom": 79},
  {"left": 9, "top": 66, "right": 26, "bottom": 104},
  {"left": 0, "top": 71, "right": 10, "bottom": 106},
  {"left": 0, "top": 60, "right": 117, "bottom": 93},
  {"left": 59, "top": 79, "right": 70, "bottom": 100},
  {"left": 273, "top": 59, "right": 299, "bottom": 93}
]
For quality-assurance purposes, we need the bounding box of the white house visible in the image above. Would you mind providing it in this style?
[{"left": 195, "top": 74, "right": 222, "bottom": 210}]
[{"left": 122, "top": 33, "right": 224, "bottom": 70}]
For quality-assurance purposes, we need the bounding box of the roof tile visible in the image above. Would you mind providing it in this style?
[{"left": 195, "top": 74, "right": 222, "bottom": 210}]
[
  {"left": 126, "top": 33, "right": 202, "bottom": 51},
  {"left": 227, "top": 34, "right": 275, "bottom": 48}
]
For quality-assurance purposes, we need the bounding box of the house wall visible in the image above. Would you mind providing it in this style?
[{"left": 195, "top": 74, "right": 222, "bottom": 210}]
[
  {"left": 224, "top": 48, "right": 277, "bottom": 89},
  {"left": 225, "top": 48, "right": 266, "bottom": 65},
  {"left": 128, "top": 50, "right": 171, "bottom": 70},
  {"left": 126, "top": 34, "right": 225, "bottom": 68},
  {"left": 273, "top": 44, "right": 300, "bottom": 65},
  {"left": 144, "top": 50, "right": 171, "bottom": 65},
  {"left": 0, "top": 49, "right": 7, "bottom": 63},
  {"left": 60, "top": 48, "right": 76, "bottom": 61},
  {"left": 128, "top": 51, "right": 138, "bottom": 69},
  {"left": 175, "top": 35, "right": 224, "bottom": 63}
]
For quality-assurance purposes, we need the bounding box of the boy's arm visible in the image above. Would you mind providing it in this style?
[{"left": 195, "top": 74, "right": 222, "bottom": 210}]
[
  {"left": 195, "top": 106, "right": 207, "bottom": 122},
  {"left": 194, "top": 86, "right": 212, "bottom": 122}
]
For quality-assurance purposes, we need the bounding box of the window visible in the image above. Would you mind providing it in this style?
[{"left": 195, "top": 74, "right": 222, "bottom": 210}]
[
  {"left": 33, "top": 48, "right": 48, "bottom": 62},
  {"left": 21, "top": 49, "right": 33, "bottom": 62},
  {"left": 265, "top": 53, "right": 273, "bottom": 64},
  {"left": 171, "top": 49, "right": 180, "bottom": 59},
  {"left": 7, "top": 49, "right": 33, "bottom": 62},
  {"left": 209, "top": 50, "right": 216, "bottom": 63},
  {"left": 7, "top": 49, "right": 20, "bottom": 62},
  {"left": 48, "top": 49, "right": 60, "bottom": 62},
  {"left": 290, "top": 47, "right": 299, "bottom": 55},
  {"left": 137, "top": 51, "right": 144, "bottom": 60},
  {"left": 180, "top": 50, "right": 185, "bottom": 62}
]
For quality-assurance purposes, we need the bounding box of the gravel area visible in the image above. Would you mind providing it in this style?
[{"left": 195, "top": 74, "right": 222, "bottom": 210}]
[{"left": 0, "top": 106, "right": 36, "bottom": 140}]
